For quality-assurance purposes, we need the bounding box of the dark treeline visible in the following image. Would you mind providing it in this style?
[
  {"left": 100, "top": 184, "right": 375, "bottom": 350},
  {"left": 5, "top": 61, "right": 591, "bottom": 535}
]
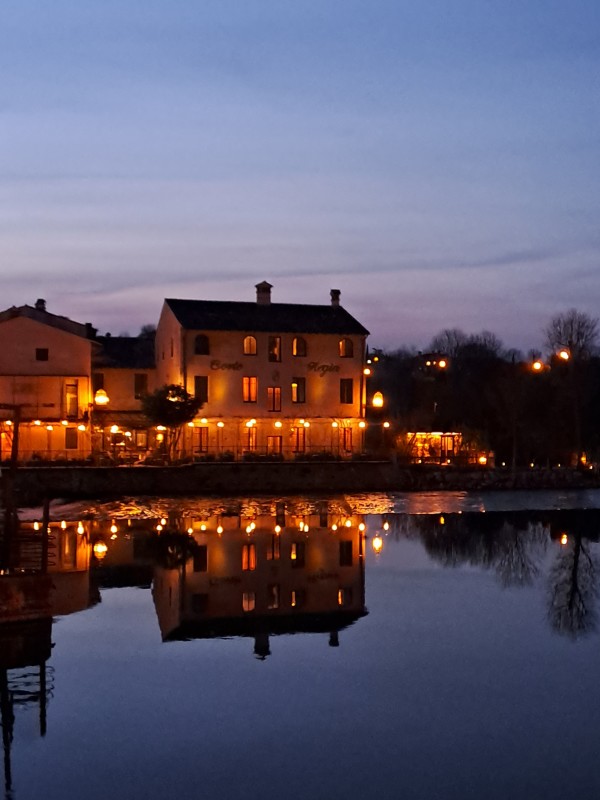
[{"left": 370, "top": 310, "right": 600, "bottom": 467}]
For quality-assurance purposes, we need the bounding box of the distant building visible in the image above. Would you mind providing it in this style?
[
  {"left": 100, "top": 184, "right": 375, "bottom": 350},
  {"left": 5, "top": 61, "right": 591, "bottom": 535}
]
[{"left": 0, "top": 299, "right": 96, "bottom": 461}]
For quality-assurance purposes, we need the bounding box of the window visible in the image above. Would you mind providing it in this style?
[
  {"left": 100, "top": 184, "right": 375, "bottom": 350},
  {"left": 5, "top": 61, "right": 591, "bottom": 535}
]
[
  {"left": 267, "top": 534, "right": 281, "bottom": 561},
  {"left": 243, "top": 335, "right": 257, "bottom": 355},
  {"left": 193, "top": 427, "right": 208, "bottom": 453},
  {"left": 340, "top": 378, "right": 353, "bottom": 404},
  {"left": 135, "top": 430, "right": 147, "bottom": 449},
  {"left": 194, "top": 334, "right": 210, "bottom": 355},
  {"left": 267, "top": 584, "right": 280, "bottom": 609},
  {"left": 290, "top": 541, "right": 306, "bottom": 568},
  {"left": 267, "top": 386, "right": 281, "bottom": 412},
  {"left": 292, "top": 426, "right": 306, "bottom": 453},
  {"left": 291, "top": 378, "right": 306, "bottom": 404},
  {"left": 268, "top": 336, "right": 281, "bottom": 362},
  {"left": 339, "top": 338, "right": 354, "bottom": 358},
  {"left": 242, "top": 592, "right": 256, "bottom": 612},
  {"left": 342, "top": 427, "right": 353, "bottom": 452},
  {"left": 194, "top": 375, "right": 209, "bottom": 404},
  {"left": 191, "top": 594, "right": 209, "bottom": 614},
  {"left": 339, "top": 540, "right": 353, "bottom": 566},
  {"left": 242, "top": 543, "right": 256, "bottom": 571},
  {"left": 134, "top": 373, "right": 148, "bottom": 399},
  {"left": 35, "top": 348, "right": 48, "bottom": 361},
  {"left": 65, "top": 380, "right": 79, "bottom": 418},
  {"left": 193, "top": 545, "right": 208, "bottom": 572},
  {"left": 65, "top": 428, "right": 78, "bottom": 450},
  {"left": 267, "top": 435, "right": 282, "bottom": 455},
  {"left": 292, "top": 337, "right": 307, "bottom": 357},
  {"left": 92, "top": 373, "right": 104, "bottom": 392},
  {"left": 338, "top": 587, "right": 353, "bottom": 607},
  {"left": 243, "top": 376, "right": 257, "bottom": 403},
  {"left": 291, "top": 588, "right": 306, "bottom": 609},
  {"left": 276, "top": 502, "right": 286, "bottom": 527},
  {"left": 60, "top": 531, "right": 77, "bottom": 569},
  {"left": 245, "top": 426, "right": 257, "bottom": 452}
]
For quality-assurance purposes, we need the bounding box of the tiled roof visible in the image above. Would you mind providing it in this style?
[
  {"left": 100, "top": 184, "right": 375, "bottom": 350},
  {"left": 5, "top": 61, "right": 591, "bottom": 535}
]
[
  {"left": 0, "top": 305, "right": 96, "bottom": 339},
  {"left": 164, "top": 299, "right": 369, "bottom": 336},
  {"left": 94, "top": 335, "right": 155, "bottom": 369}
]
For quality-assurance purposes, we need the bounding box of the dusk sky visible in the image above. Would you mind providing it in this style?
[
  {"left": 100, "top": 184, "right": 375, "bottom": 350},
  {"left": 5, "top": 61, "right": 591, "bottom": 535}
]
[{"left": 2, "top": 1, "right": 599, "bottom": 351}]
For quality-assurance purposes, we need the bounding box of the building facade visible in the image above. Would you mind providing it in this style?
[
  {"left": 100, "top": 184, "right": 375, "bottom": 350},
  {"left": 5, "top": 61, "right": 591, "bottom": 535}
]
[{"left": 155, "top": 282, "right": 370, "bottom": 459}]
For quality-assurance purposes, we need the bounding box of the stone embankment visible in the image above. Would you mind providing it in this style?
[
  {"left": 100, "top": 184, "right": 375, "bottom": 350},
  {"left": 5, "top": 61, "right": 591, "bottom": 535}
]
[{"left": 11, "top": 462, "right": 600, "bottom": 506}]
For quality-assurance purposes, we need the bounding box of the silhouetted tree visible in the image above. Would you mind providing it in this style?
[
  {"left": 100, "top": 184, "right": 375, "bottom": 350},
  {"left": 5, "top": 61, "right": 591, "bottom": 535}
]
[
  {"left": 548, "top": 533, "right": 598, "bottom": 638},
  {"left": 141, "top": 384, "right": 202, "bottom": 461}
]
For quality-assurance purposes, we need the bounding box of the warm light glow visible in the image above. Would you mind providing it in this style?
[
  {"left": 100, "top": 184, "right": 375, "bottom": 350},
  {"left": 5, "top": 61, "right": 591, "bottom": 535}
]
[
  {"left": 383, "top": 521, "right": 390, "bottom": 531},
  {"left": 383, "top": 421, "right": 390, "bottom": 428},
  {"left": 94, "top": 389, "right": 109, "bottom": 405},
  {"left": 363, "top": 367, "right": 371, "bottom": 375},
  {"left": 274, "top": 420, "right": 283, "bottom": 428},
  {"left": 187, "top": 422, "right": 195, "bottom": 427},
  {"left": 217, "top": 421, "right": 225, "bottom": 428},
  {"left": 478, "top": 455, "right": 488, "bottom": 465},
  {"left": 217, "top": 525, "right": 223, "bottom": 534},
  {"left": 345, "top": 520, "right": 352, "bottom": 528},
  {"left": 187, "top": 527, "right": 193, "bottom": 535},
  {"left": 34, "top": 419, "right": 41, "bottom": 426},
  {"left": 160, "top": 518, "right": 167, "bottom": 525},
  {"left": 359, "top": 421, "right": 366, "bottom": 429},
  {"left": 440, "top": 516, "right": 445, "bottom": 525},
  {"left": 200, "top": 418, "right": 208, "bottom": 424},
  {"left": 60, "top": 520, "right": 66, "bottom": 529},
  {"left": 372, "top": 534, "right": 383, "bottom": 555},
  {"left": 372, "top": 391, "right": 384, "bottom": 408},
  {"left": 124, "top": 431, "right": 132, "bottom": 437},
  {"left": 358, "top": 522, "right": 366, "bottom": 531},
  {"left": 245, "top": 421, "right": 253, "bottom": 428},
  {"left": 303, "top": 421, "right": 310, "bottom": 428},
  {"left": 77, "top": 424, "right": 86, "bottom": 432},
  {"left": 560, "top": 533, "right": 569, "bottom": 546},
  {"left": 274, "top": 525, "right": 281, "bottom": 533},
  {"left": 46, "top": 425, "right": 53, "bottom": 431},
  {"left": 110, "top": 424, "right": 119, "bottom": 434},
  {"left": 110, "top": 522, "right": 118, "bottom": 535},
  {"left": 438, "top": 359, "right": 447, "bottom": 369},
  {"left": 246, "top": 524, "right": 253, "bottom": 534},
  {"left": 93, "top": 541, "right": 108, "bottom": 560},
  {"left": 110, "top": 533, "right": 117, "bottom": 540},
  {"left": 331, "top": 421, "right": 339, "bottom": 428},
  {"left": 156, "top": 524, "right": 163, "bottom": 531},
  {"left": 331, "top": 523, "right": 338, "bottom": 531},
  {"left": 530, "top": 462, "right": 535, "bottom": 468},
  {"left": 532, "top": 360, "right": 543, "bottom": 371},
  {"left": 33, "top": 521, "right": 40, "bottom": 531},
  {"left": 156, "top": 433, "right": 164, "bottom": 442},
  {"left": 200, "top": 523, "right": 207, "bottom": 531},
  {"left": 77, "top": 522, "right": 84, "bottom": 535},
  {"left": 61, "top": 419, "right": 68, "bottom": 426},
  {"left": 156, "top": 425, "right": 167, "bottom": 431},
  {"left": 558, "top": 349, "right": 570, "bottom": 361}
]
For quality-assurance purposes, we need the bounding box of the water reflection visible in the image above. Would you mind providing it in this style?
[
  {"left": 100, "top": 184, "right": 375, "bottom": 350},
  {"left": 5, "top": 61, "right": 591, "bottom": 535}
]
[{"left": 151, "top": 514, "right": 366, "bottom": 658}]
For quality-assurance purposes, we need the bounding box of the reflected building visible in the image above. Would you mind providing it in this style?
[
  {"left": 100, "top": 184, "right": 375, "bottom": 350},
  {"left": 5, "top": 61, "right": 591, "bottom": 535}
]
[
  {"left": 152, "top": 506, "right": 367, "bottom": 657},
  {"left": 0, "top": 619, "right": 53, "bottom": 798}
]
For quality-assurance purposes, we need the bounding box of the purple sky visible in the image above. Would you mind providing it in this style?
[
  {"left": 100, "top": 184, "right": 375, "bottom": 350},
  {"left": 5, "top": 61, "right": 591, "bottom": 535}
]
[{"left": 1, "top": 1, "right": 599, "bottom": 352}]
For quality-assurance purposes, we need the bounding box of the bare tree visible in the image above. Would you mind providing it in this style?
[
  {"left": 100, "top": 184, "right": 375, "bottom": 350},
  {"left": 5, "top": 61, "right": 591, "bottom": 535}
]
[{"left": 544, "top": 309, "right": 598, "bottom": 359}]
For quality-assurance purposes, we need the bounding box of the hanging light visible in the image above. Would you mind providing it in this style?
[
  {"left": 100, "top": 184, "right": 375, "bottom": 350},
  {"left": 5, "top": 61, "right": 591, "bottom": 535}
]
[
  {"left": 93, "top": 541, "right": 108, "bottom": 560},
  {"left": 372, "top": 534, "right": 383, "bottom": 555},
  {"left": 94, "top": 389, "right": 109, "bottom": 405}
]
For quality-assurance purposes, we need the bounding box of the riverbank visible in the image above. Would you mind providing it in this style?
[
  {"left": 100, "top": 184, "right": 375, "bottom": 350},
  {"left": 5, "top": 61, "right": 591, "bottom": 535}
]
[{"left": 10, "top": 461, "right": 600, "bottom": 506}]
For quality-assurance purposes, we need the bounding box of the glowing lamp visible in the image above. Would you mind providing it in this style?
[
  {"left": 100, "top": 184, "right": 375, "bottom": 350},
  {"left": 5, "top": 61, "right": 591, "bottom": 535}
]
[
  {"left": 372, "top": 392, "right": 384, "bottom": 408},
  {"left": 94, "top": 389, "right": 109, "bottom": 405},
  {"left": 93, "top": 541, "right": 108, "bottom": 560},
  {"left": 372, "top": 534, "right": 383, "bottom": 555}
]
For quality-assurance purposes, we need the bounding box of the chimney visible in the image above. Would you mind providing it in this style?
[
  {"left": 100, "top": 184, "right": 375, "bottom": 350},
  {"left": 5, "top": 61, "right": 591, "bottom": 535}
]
[
  {"left": 256, "top": 281, "right": 273, "bottom": 305},
  {"left": 330, "top": 289, "right": 341, "bottom": 307},
  {"left": 35, "top": 298, "right": 46, "bottom": 312}
]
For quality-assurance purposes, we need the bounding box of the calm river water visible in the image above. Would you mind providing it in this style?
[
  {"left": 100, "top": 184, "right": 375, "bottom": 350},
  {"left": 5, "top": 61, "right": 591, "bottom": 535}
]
[{"left": 4, "top": 490, "right": 600, "bottom": 800}]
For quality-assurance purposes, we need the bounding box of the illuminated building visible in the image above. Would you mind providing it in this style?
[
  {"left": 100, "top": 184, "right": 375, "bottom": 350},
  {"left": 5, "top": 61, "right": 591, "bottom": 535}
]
[{"left": 155, "top": 282, "right": 370, "bottom": 459}]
